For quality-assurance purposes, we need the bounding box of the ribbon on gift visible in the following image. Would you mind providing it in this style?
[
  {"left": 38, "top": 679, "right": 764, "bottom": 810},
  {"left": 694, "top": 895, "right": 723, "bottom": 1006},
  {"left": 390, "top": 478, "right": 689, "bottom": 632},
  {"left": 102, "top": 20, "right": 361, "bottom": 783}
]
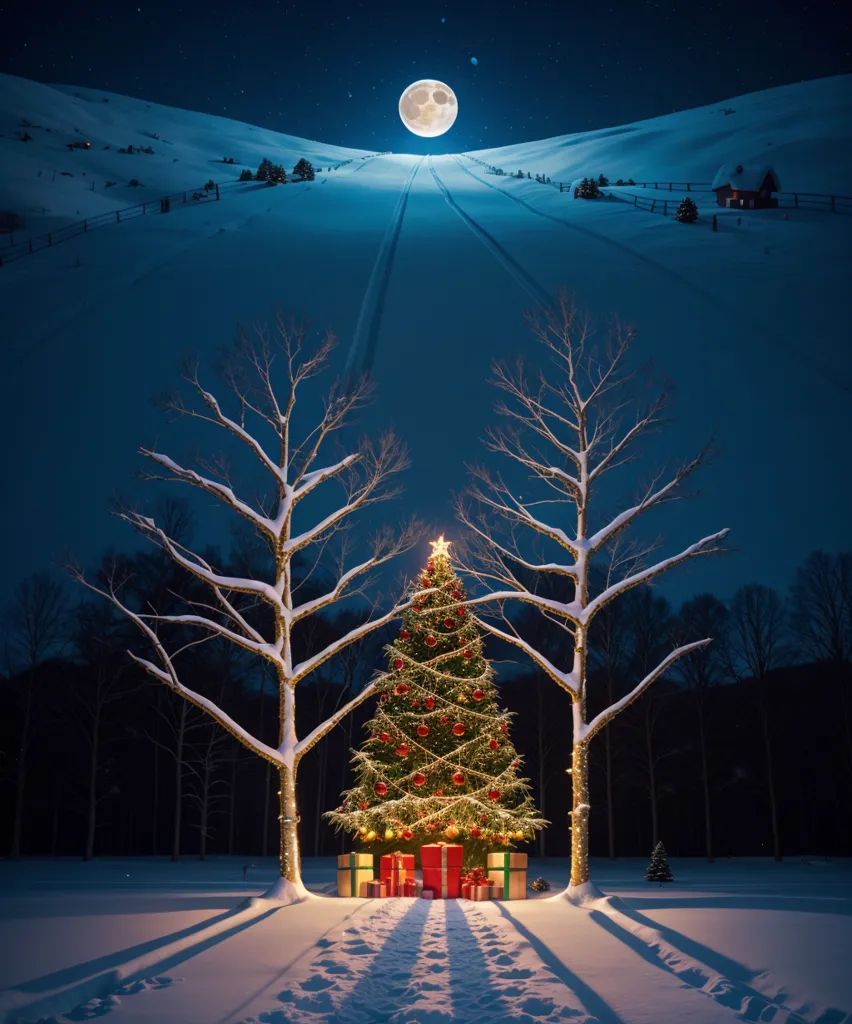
[
  {"left": 386, "top": 851, "right": 409, "bottom": 896},
  {"left": 344, "top": 853, "right": 372, "bottom": 896},
  {"left": 492, "top": 853, "right": 525, "bottom": 894}
]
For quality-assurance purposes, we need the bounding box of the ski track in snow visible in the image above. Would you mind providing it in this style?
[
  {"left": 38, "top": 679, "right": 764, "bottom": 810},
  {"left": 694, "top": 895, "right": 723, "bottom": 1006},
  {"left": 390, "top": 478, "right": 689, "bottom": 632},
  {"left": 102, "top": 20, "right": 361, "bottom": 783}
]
[
  {"left": 427, "top": 156, "right": 552, "bottom": 312},
  {"left": 344, "top": 156, "right": 424, "bottom": 377},
  {"left": 234, "top": 899, "right": 600, "bottom": 1024},
  {"left": 449, "top": 156, "right": 852, "bottom": 395}
]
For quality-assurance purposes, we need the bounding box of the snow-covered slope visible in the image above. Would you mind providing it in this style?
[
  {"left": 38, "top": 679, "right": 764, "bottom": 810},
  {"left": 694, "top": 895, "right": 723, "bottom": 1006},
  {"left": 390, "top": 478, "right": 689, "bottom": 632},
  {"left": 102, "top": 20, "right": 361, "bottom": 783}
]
[
  {"left": 0, "top": 72, "right": 373, "bottom": 231},
  {"left": 469, "top": 75, "right": 852, "bottom": 193},
  {"left": 0, "top": 74, "right": 850, "bottom": 608}
]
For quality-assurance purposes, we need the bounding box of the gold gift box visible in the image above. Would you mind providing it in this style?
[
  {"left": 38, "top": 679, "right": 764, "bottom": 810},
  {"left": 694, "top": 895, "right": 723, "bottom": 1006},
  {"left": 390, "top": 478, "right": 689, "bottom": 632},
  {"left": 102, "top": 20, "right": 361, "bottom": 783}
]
[
  {"left": 336, "top": 852, "right": 374, "bottom": 897},
  {"left": 486, "top": 852, "right": 528, "bottom": 900}
]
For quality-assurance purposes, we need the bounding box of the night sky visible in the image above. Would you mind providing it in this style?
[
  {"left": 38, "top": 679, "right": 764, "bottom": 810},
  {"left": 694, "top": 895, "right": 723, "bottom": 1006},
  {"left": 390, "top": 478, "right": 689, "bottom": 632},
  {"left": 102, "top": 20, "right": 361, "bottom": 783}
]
[{"left": 3, "top": 0, "right": 850, "bottom": 152}]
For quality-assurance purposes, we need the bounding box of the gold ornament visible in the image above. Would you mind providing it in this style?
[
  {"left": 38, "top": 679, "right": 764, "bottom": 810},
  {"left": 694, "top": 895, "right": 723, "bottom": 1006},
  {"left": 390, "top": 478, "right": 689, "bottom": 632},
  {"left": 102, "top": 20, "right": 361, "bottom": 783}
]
[
  {"left": 513, "top": 831, "right": 525, "bottom": 840},
  {"left": 456, "top": 694, "right": 468, "bottom": 704},
  {"left": 358, "top": 826, "right": 368, "bottom": 835},
  {"left": 365, "top": 830, "right": 377, "bottom": 842},
  {"left": 445, "top": 825, "right": 460, "bottom": 839},
  {"left": 384, "top": 827, "right": 395, "bottom": 840}
]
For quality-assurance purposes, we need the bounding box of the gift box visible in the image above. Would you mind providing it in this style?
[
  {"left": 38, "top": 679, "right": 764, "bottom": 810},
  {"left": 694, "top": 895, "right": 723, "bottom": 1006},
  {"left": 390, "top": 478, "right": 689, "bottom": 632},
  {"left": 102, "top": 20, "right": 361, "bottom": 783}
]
[
  {"left": 421, "top": 889, "right": 434, "bottom": 900},
  {"left": 461, "top": 883, "right": 472, "bottom": 900},
  {"left": 403, "top": 878, "right": 423, "bottom": 898},
  {"left": 336, "top": 852, "right": 374, "bottom": 897},
  {"left": 461, "top": 867, "right": 490, "bottom": 900},
  {"left": 421, "top": 842, "right": 464, "bottom": 899},
  {"left": 470, "top": 884, "right": 493, "bottom": 901},
  {"left": 366, "top": 878, "right": 388, "bottom": 898},
  {"left": 486, "top": 852, "right": 528, "bottom": 900},
  {"left": 380, "top": 851, "right": 415, "bottom": 897}
]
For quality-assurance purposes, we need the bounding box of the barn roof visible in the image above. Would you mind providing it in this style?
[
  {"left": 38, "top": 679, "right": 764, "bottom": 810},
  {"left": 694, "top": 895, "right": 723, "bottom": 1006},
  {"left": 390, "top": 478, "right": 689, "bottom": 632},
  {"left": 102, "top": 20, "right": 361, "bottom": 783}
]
[{"left": 711, "top": 163, "right": 781, "bottom": 192}]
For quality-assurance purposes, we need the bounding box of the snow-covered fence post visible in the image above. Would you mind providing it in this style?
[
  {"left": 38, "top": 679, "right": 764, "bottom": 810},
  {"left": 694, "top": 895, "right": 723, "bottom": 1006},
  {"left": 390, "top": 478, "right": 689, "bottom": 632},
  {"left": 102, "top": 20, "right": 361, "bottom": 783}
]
[
  {"left": 70, "top": 318, "right": 420, "bottom": 904},
  {"left": 457, "top": 290, "right": 728, "bottom": 898}
]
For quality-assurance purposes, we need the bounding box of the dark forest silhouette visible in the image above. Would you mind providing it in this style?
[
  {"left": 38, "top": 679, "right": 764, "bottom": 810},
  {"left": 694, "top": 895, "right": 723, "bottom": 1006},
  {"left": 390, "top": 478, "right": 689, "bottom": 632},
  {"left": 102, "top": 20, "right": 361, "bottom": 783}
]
[{"left": 2, "top": 535, "right": 850, "bottom": 863}]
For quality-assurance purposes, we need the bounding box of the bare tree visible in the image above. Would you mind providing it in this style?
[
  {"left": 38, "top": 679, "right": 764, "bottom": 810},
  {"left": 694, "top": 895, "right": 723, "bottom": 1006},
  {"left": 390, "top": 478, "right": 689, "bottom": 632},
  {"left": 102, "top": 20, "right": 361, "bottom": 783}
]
[
  {"left": 728, "top": 584, "right": 788, "bottom": 861},
  {"left": 457, "top": 292, "right": 728, "bottom": 895},
  {"left": 4, "top": 573, "right": 67, "bottom": 858},
  {"left": 71, "top": 319, "right": 420, "bottom": 903}
]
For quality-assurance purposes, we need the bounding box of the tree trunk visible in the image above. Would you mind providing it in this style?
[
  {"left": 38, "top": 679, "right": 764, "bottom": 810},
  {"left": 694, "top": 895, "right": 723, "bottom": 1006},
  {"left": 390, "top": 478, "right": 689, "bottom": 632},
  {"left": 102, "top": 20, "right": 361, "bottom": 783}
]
[
  {"left": 697, "top": 710, "right": 714, "bottom": 862},
  {"left": 279, "top": 764, "right": 302, "bottom": 882},
  {"left": 10, "top": 683, "right": 34, "bottom": 859},
  {"left": 228, "top": 752, "right": 237, "bottom": 856},
  {"left": 570, "top": 739, "right": 591, "bottom": 886},
  {"left": 537, "top": 680, "right": 547, "bottom": 858},
  {"left": 199, "top": 757, "right": 210, "bottom": 861},
  {"left": 84, "top": 707, "right": 100, "bottom": 861},
  {"left": 604, "top": 670, "right": 615, "bottom": 859},
  {"left": 171, "top": 700, "right": 187, "bottom": 862},
  {"left": 759, "top": 695, "right": 781, "bottom": 861}
]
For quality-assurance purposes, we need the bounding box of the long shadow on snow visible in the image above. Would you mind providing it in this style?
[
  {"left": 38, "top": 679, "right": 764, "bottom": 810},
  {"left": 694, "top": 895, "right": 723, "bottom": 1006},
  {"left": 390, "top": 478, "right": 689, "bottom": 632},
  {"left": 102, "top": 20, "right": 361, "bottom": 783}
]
[
  {"left": 445, "top": 901, "right": 517, "bottom": 1023},
  {"left": 586, "top": 908, "right": 832, "bottom": 1024},
  {"left": 5, "top": 906, "right": 278, "bottom": 1024},
  {"left": 493, "top": 902, "right": 625, "bottom": 1024},
  {"left": 621, "top": 894, "right": 852, "bottom": 917}
]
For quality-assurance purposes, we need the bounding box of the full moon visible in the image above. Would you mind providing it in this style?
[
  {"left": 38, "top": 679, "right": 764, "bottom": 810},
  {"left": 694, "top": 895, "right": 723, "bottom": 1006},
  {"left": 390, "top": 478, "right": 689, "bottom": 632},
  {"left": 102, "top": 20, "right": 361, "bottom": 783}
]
[{"left": 398, "top": 80, "right": 458, "bottom": 137}]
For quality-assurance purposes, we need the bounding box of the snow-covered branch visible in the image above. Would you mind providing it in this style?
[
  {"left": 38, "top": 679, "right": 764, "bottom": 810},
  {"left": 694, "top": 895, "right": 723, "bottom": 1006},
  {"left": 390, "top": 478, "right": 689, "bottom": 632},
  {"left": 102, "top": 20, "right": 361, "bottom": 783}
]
[{"left": 579, "top": 639, "right": 712, "bottom": 742}]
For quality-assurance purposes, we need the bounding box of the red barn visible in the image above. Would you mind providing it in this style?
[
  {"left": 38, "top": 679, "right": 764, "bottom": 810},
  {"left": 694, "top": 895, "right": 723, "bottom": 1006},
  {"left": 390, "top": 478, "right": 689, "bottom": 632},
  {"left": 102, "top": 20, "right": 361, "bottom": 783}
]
[{"left": 712, "top": 163, "right": 780, "bottom": 208}]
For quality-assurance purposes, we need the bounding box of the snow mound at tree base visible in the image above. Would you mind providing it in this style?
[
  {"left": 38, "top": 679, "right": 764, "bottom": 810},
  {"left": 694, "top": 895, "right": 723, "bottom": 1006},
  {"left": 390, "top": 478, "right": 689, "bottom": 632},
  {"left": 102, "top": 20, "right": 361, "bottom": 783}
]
[
  {"left": 255, "top": 877, "right": 315, "bottom": 905},
  {"left": 553, "top": 879, "right": 606, "bottom": 904}
]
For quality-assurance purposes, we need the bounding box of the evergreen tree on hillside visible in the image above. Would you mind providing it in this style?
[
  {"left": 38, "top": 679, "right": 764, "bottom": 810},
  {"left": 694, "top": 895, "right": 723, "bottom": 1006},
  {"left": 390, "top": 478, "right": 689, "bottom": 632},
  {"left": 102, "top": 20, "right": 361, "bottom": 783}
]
[
  {"left": 575, "top": 177, "right": 602, "bottom": 199},
  {"left": 267, "top": 163, "right": 287, "bottom": 184},
  {"left": 255, "top": 157, "right": 274, "bottom": 182},
  {"left": 239, "top": 168, "right": 254, "bottom": 181},
  {"left": 676, "top": 196, "right": 699, "bottom": 223},
  {"left": 293, "top": 158, "right": 315, "bottom": 181}
]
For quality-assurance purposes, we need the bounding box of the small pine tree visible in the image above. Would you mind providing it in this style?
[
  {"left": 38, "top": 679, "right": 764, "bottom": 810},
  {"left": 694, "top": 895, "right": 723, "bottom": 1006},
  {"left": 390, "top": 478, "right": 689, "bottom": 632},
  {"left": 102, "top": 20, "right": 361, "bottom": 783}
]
[
  {"left": 255, "top": 157, "right": 274, "bottom": 182},
  {"left": 575, "top": 177, "right": 602, "bottom": 199},
  {"left": 627, "top": 178, "right": 636, "bottom": 185},
  {"left": 615, "top": 178, "right": 624, "bottom": 186},
  {"left": 645, "top": 841, "right": 673, "bottom": 883},
  {"left": 267, "top": 163, "right": 287, "bottom": 184},
  {"left": 597, "top": 173, "right": 609, "bottom": 187},
  {"left": 239, "top": 168, "right": 253, "bottom": 181},
  {"left": 676, "top": 196, "right": 699, "bottom": 223},
  {"left": 293, "top": 157, "right": 314, "bottom": 180}
]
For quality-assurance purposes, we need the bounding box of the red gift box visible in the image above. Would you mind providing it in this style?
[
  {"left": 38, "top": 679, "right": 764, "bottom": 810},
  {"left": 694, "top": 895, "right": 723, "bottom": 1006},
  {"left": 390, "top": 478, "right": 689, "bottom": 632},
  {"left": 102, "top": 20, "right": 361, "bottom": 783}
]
[
  {"left": 420, "top": 842, "right": 463, "bottom": 899},
  {"left": 366, "top": 879, "right": 388, "bottom": 898},
  {"left": 380, "top": 851, "right": 415, "bottom": 897},
  {"left": 403, "top": 877, "right": 423, "bottom": 898}
]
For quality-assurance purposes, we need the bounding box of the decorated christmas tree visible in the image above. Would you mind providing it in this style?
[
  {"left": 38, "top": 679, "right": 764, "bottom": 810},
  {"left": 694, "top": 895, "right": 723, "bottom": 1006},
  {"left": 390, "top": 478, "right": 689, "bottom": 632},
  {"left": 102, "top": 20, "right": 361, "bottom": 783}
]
[
  {"left": 645, "top": 841, "right": 674, "bottom": 883},
  {"left": 327, "top": 536, "right": 545, "bottom": 866},
  {"left": 676, "top": 196, "right": 699, "bottom": 223}
]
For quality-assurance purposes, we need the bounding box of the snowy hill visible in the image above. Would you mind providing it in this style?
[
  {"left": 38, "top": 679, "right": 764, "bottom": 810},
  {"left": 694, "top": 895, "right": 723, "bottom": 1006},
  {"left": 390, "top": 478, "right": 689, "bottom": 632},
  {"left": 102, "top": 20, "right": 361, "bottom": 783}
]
[
  {"left": 0, "top": 73, "right": 850, "bottom": 607},
  {"left": 469, "top": 75, "right": 852, "bottom": 194},
  {"left": 0, "top": 72, "right": 373, "bottom": 232}
]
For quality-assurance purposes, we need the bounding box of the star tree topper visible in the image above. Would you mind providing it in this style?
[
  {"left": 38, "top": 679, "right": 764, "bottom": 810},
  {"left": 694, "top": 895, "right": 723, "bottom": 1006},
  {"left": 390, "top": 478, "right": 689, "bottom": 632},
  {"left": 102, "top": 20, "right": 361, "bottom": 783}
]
[{"left": 430, "top": 535, "right": 451, "bottom": 558}]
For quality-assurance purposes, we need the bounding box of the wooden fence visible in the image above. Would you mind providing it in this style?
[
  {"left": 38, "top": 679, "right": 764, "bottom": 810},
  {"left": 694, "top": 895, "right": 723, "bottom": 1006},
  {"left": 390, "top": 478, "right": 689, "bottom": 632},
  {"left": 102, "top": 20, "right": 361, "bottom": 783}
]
[{"left": 0, "top": 179, "right": 247, "bottom": 266}]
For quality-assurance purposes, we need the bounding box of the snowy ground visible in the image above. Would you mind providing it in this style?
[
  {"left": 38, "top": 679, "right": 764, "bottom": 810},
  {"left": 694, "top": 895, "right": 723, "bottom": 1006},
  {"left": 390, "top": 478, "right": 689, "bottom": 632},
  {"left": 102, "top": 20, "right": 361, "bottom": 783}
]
[{"left": 1, "top": 856, "right": 850, "bottom": 1024}]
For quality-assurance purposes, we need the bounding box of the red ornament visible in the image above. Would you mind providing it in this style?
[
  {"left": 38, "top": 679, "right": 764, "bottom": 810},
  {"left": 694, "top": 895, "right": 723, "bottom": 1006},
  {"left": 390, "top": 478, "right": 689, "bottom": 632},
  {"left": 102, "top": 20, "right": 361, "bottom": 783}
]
[
  {"left": 413, "top": 772, "right": 426, "bottom": 786},
  {"left": 375, "top": 782, "right": 388, "bottom": 796},
  {"left": 452, "top": 722, "right": 465, "bottom": 736},
  {"left": 395, "top": 744, "right": 410, "bottom": 757},
  {"left": 470, "top": 826, "right": 482, "bottom": 838},
  {"left": 440, "top": 715, "right": 450, "bottom": 725},
  {"left": 417, "top": 724, "right": 430, "bottom": 737},
  {"left": 495, "top": 834, "right": 505, "bottom": 844},
  {"left": 425, "top": 697, "right": 436, "bottom": 710},
  {"left": 480, "top": 813, "right": 488, "bottom": 823},
  {"left": 452, "top": 771, "right": 465, "bottom": 786},
  {"left": 444, "top": 618, "right": 455, "bottom": 629},
  {"left": 400, "top": 629, "right": 410, "bottom": 641},
  {"left": 402, "top": 828, "right": 413, "bottom": 841},
  {"left": 411, "top": 699, "right": 420, "bottom": 708},
  {"left": 500, "top": 723, "right": 508, "bottom": 734},
  {"left": 393, "top": 658, "right": 404, "bottom": 671},
  {"left": 488, "top": 789, "right": 501, "bottom": 802},
  {"left": 512, "top": 760, "right": 520, "bottom": 768},
  {"left": 358, "top": 801, "right": 369, "bottom": 810},
  {"left": 426, "top": 823, "right": 437, "bottom": 831},
  {"left": 395, "top": 682, "right": 410, "bottom": 695},
  {"left": 435, "top": 789, "right": 444, "bottom": 796},
  {"left": 458, "top": 636, "right": 466, "bottom": 645},
  {"left": 379, "top": 732, "right": 391, "bottom": 744},
  {"left": 463, "top": 649, "right": 473, "bottom": 659},
  {"left": 421, "top": 576, "right": 431, "bottom": 587},
  {"left": 379, "top": 693, "right": 389, "bottom": 703},
  {"left": 451, "top": 589, "right": 461, "bottom": 600},
  {"left": 425, "top": 635, "right": 437, "bottom": 647},
  {"left": 489, "top": 738, "right": 499, "bottom": 750},
  {"left": 472, "top": 688, "right": 485, "bottom": 701},
  {"left": 457, "top": 607, "right": 466, "bottom": 618}
]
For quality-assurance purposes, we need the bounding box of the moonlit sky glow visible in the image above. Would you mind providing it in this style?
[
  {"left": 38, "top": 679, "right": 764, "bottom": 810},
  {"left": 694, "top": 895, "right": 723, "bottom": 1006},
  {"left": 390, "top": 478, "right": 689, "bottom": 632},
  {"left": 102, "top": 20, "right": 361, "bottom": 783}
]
[{"left": 2, "top": 0, "right": 849, "bottom": 152}]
